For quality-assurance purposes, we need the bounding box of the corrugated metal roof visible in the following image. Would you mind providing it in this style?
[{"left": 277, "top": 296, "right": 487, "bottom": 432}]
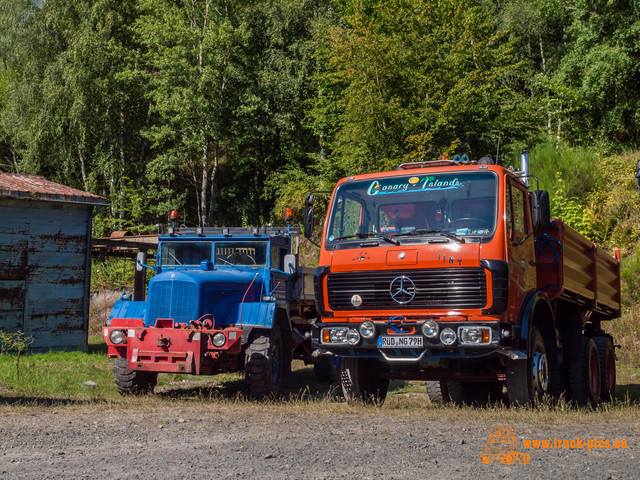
[{"left": 0, "top": 172, "right": 108, "bottom": 206}]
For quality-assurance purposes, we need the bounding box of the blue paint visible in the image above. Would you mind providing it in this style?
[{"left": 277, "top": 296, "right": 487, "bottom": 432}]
[
  {"left": 0, "top": 200, "right": 98, "bottom": 352},
  {"left": 112, "top": 229, "right": 295, "bottom": 333}
]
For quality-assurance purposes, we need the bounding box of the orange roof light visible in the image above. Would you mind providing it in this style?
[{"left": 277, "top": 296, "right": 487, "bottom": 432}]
[
  {"left": 169, "top": 210, "right": 179, "bottom": 221},
  {"left": 284, "top": 207, "right": 293, "bottom": 222}
]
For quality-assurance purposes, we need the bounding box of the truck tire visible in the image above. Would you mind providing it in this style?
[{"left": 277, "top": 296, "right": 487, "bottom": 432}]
[
  {"left": 445, "top": 381, "right": 502, "bottom": 406},
  {"left": 113, "top": 358, "right": 157, "bottom": 395},
  {"left": 425, "top": 381, "right": 450, "bottom": 403},
  {"left": 340, "top": 357, "right": 389, "bottom": 404},
  {"left": 245, "top": 326, "right": 283, "bottom": 398},
  {"left": 506, "top": 327, "right": 553, "bottom": 406},
  {"left": 594, "top": 336, "right": 616, "bottom": 402},
  {"left": 314, "top": 355, "right": 339, "bottom": 383},
  {"left": 568, "top": 336, "right": 601, "bottom": 406}
]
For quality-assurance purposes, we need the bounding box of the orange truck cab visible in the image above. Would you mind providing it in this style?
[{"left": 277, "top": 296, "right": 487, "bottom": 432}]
[{"left": 306, "top": 152, "right": 620, "bottom": 406}]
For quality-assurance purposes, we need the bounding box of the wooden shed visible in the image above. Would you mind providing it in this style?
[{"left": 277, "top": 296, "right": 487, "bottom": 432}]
[{"left": 0, "top": 172, "right": 107, "bottom": 352}]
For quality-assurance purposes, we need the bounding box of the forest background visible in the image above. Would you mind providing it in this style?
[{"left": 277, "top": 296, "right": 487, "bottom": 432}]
[{"left": 1, "top": 0, "right": 640, "bottom": 305}]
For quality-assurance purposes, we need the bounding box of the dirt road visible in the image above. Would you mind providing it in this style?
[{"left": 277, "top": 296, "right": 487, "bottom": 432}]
[{"left": 0, "top": 399, "right": 637, "bottom": 479}]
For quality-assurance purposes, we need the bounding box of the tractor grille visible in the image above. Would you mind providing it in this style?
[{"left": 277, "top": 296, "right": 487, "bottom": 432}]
[
  {"left": 147, "top": 280, "right": 197, "bottom": 325},
  {"left": 327, "top": 268, "right": 487, "bottom": 310}
]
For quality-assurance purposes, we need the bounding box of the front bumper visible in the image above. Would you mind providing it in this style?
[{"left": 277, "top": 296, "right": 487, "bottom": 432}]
[
  {"left": 311, "top": 318, "right": 522, "bottom": 362},
  {"left": 104, "top": 319, "right": 243, "bottom": 375}
]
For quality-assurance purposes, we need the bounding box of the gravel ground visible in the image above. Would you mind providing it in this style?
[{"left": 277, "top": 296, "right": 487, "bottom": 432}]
[{"left": 0, "top": 401, "right": 638, "bottom": 480}]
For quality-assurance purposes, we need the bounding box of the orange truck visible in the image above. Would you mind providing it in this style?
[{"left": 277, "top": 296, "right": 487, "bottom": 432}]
[{"left": 305, "top": 152, "right": 620, "bottom": 405}]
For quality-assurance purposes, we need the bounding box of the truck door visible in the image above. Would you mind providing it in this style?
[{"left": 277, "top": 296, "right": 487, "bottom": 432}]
[{"left": 505, "top": 179, "right": 536, "bottom": 321}]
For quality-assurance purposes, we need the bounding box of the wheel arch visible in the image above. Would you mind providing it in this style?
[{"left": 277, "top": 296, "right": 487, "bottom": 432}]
[{"left": 517, "top": 291, "right": 558, "bottom": 353}]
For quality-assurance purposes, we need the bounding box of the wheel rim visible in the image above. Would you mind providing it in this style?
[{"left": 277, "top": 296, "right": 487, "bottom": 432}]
[{"left": 532, "top": 350, "right": 549, "bottom": 393}]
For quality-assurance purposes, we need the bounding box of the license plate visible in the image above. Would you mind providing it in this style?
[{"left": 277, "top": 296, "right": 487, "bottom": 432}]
[{"left": 378, "top": 336, "right": 423, "bottom": 348}]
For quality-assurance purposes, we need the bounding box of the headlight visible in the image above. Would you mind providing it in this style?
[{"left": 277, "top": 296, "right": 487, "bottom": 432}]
[
  {"left": 322, "top": 327, "right": 348, "bottom": 344},
  {"left": 422, "top": 319, "right": 439, "bottom": 338},
  {"left": 458, "top": 326, "right": 492, "bottom": 345},
  {"left": 212, "top": 332, "right": 226, "bottom": 347},
  {"left": 346, "top": 328, "right": 360, "bottom": 345},
  {"left": 440, "top": 328, "right": 457, "bottom": 346},
  {"left": 109, "top": 329, "right": 125, "bottom": 345},
  {"left": 359, "top": 321, "right": 376, "bottom": 339}
]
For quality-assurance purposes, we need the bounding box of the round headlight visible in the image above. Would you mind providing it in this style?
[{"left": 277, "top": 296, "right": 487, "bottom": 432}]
[
  {"left": 109, "top": 329, "right": 125, "bottom": 345},
  {"left": 212, "top": 332, "right": 226, "bottom": 347},
  {"left": 440, "top": 327, "right": 457, "bottom": 346},
  {"left": 359, "top": 321, "right": 375, "bottom": 339},
  {"left": 422, "top": 319, "right": 439, "bottom": 338},
  {"left": 346, "top": 328, "right": 361, "bottom": 345}
]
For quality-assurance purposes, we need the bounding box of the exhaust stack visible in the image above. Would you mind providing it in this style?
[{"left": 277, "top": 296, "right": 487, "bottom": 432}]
[{"left": 520, "top": 149, "right": 530, "bottom": 186}]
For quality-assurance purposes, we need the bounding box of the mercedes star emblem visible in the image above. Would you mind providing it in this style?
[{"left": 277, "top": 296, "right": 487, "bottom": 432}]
[{"left": 389, "top": 275, "right": 416, "bottom": 304}]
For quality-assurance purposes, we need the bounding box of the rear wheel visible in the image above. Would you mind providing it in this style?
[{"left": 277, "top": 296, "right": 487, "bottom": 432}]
[
  {"left": 568, "top": 337, "right": 601, "bottom": 406},
  {"left": 340, "top": 358, "right": 389, "bottom": 404},
  {"left": 245, "top": 326, "right": 283, "bottom": 398},
  {"left": 506, "top": 327, "right": 555, "bottom": 406},
  {"left": 594, "top": 336, "right": 616, "bottom": 402},
  {"left": 425, "top": 381, "right": 450, "bottom": 403},
  {"left": 113, "top": 358, "right": 157, "bottom": 395}
]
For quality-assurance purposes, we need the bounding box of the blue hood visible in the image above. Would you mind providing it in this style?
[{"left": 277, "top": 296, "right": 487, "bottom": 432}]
[{"left": 145, "top": 268, "right": 266, "bottom": 326}]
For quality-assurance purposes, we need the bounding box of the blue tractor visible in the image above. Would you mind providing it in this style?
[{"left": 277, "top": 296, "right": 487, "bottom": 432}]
[{"left": 103, "top": 224, "right": 326, "bottom": 397}]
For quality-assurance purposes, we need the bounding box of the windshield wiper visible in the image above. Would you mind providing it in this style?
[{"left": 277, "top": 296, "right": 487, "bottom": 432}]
[
  {"left": 334, "top": 232, "right": 400, "bottom": 246},
  {"left": 378, "top": 234, "right": 399, "bottom": 246},
  {"left": 395, "top": 229, "right": 465, "bottom": 243}
]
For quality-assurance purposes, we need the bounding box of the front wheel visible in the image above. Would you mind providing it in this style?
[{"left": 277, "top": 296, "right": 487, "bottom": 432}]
[
  {"left": 506, "top": 327, "right": 557, "bottom": 406},
  {"left": 340, "top": 358, "right": 389, "bottom": 404},
  {"left": 113, "top": 358, "right": 157, "bottom": 395},
  {"left": 245, "top": 326, "right": 283, "bottom": 398}
]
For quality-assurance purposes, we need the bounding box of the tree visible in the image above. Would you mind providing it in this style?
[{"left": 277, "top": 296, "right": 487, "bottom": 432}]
[{"left": 310, "top": 0, "right": 524, "bottom": 180}]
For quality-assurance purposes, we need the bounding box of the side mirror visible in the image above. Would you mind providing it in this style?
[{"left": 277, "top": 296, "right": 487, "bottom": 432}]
[
  {"left": 531, "top": 190, "right": 551, "bottom": 229},
  {"left": 284, "top": 254, "right": 297, "bottom": 274},
  {"left": 304, "top": 193, "right": 315, "bottom": 238},
  {"left": 305, "top": 193, "right": 316, "bottom": 207},
  {"left": 636, "top": 159, "right": 640, "bottom": 194}
]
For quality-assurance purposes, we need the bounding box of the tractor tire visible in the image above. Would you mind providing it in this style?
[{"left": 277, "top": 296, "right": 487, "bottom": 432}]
[
  {"left": 245, "top": 326, "right": 283, "bottom": 398},
  {"left": 340, "top": 357, "right": 389, "bottom": 404},
  {"left": 594, "top": 336, "right": 616, "bottom": 402},
  {"left": 425, "top": 381, "right": 450, "bottom": 403},
  {"left": 113, "top": 358, "right": 157, "bottom": 395},
  {"left": 314, "top": 355, "right": 339, "bottom": 384},
  {"left": 506, "top": 326, "right": 557, "bottom": 406},
  {"left": 568, "top": 336, "right": 601, "bottom": 406}
]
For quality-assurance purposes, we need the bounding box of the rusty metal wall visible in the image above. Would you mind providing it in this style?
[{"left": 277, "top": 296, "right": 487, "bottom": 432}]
[{"left": 0, "top": 199, "right": 93, "bottom": 352}]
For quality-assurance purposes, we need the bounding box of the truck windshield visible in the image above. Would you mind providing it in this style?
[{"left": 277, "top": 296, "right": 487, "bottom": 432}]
[
  {"left": 326, "top": 171, "right": 497, "bottom": 245},
  {"left": 161, "top": 241, "right": 212, "bottom": 266},
  {"left": 215, "top": 242, "right": 267, "bottom": 266}
]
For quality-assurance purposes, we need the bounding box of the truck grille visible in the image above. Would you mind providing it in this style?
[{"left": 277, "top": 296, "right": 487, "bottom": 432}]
[
  {"left": 327, "top": 268, "right": 487, "bottom": 310},
  {"left": 147, "top": 280, "right": 197, "bottom": 325}
]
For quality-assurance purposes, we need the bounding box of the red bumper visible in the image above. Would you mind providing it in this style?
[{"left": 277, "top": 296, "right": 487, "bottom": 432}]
[{"left": 104, "top": 318, "right": 243, "bottom": 375}]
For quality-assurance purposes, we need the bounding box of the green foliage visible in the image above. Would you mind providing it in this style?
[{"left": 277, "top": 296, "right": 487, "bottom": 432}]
[
  {"left": 0, "top": 330, "right": 34, "bottom": 355},
  {"left": 91, "top": 256, "right": 154, "bottom": 292},
  {"left": 0, "top": 330, "right": 34, "bottom": 381},
  {"left": 0, "top": 0, "right": 640, "bottom": 232}
]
